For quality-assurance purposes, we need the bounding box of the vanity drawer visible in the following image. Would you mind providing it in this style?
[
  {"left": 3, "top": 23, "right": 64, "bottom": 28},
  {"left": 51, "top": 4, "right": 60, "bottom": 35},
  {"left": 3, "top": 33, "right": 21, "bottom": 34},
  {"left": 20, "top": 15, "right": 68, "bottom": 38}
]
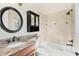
[{"left": 10, "top": 44, "right": 35, "bottom": 56}]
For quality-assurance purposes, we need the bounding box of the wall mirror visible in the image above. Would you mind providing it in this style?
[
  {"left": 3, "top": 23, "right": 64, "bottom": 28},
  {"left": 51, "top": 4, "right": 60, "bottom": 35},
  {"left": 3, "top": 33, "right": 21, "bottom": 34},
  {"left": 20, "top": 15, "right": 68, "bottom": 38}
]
[
  {"left": 27, "top": 11, "right": 39, "bottom": 32},
  {"left": 0, "top": 7, "right": 23, "bottom": 33}
]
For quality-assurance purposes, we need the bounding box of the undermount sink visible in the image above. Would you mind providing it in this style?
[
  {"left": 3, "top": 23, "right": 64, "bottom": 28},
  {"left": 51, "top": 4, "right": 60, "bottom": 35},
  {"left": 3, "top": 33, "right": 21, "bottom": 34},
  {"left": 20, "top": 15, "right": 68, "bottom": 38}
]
[{"left": 7, "top": 42, "right": 27, "bottom": 49}]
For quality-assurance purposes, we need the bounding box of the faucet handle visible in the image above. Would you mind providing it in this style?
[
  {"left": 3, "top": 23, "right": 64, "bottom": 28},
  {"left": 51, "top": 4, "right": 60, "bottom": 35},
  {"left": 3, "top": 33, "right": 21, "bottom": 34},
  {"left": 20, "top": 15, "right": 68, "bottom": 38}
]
[{"left": 12, "top": 36, "right": 17, "bottom": 42}]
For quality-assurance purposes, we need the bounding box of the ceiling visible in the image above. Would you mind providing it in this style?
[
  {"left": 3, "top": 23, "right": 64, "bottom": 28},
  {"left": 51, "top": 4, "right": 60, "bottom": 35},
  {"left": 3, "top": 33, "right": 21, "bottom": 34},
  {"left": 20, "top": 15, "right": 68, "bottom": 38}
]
[{"left": 24, "top": 3, "right": 74, "bottom": 15}]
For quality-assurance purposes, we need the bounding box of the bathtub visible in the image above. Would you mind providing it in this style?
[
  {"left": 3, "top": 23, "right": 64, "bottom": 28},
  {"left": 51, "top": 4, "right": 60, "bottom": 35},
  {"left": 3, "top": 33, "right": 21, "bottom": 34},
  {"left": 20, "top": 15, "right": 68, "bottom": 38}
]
[{"left": 36, "top": 39, "right": 75, "bottom": 56}]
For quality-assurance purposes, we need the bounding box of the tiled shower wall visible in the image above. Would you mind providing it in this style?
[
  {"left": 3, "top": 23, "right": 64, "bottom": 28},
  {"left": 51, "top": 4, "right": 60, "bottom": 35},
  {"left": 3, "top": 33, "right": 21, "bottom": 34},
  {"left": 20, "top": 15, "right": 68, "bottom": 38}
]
[{"left": 40, "top": 10, "right": 74, "bottom": 45}]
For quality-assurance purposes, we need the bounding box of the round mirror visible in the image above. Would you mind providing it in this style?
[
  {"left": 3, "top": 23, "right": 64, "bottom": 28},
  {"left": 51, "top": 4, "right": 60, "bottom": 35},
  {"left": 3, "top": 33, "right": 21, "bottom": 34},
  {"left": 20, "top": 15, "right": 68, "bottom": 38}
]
[{"left": 0, "top": 7, "right": 23, "bottom": 33}]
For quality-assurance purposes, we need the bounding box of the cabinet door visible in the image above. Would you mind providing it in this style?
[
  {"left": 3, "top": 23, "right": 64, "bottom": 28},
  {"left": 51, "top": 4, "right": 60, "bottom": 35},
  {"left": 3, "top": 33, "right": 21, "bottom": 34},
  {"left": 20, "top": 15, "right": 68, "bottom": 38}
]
[
  {"left": 31, "top": 14, "right": 35, "bottom": 26},
  {"left": 27, "top": 11, "right": 39, "bottom": 32}
]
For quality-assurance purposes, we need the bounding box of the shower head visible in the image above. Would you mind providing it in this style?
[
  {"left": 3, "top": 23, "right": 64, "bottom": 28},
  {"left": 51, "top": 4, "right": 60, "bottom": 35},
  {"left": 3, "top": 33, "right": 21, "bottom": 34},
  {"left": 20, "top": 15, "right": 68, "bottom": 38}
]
[{"left": 66, "top": 9, "right": 73, "bottom": 15}]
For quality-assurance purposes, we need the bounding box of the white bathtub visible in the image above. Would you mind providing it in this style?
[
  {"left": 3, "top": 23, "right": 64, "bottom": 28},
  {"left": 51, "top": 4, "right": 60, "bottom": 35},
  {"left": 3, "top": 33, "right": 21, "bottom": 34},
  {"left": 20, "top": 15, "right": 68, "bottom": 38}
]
[{"left": 36, "top": 40, "right": 75, "bottom": 56}]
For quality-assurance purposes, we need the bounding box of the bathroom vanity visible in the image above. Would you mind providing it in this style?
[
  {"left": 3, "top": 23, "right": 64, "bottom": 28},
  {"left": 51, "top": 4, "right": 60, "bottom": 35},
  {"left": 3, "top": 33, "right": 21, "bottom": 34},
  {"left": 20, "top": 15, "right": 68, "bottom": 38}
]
[
  {"left": 0, "top": 6, "right": 38, "bottom": 56},
  {"left": 0, "top": 34, "right": 37, "bottom": 56},
  {"left": 0, "top": 41, "right": 36, "bottom": 56},
  {"left": 10, "top": 42, "right": 36, "bottom": 56}
]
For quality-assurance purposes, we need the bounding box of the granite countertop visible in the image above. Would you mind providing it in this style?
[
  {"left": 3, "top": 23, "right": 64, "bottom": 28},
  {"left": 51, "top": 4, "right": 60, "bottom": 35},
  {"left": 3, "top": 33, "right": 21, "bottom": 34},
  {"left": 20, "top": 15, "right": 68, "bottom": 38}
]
[{"left": 0, "top": 40, "right": 36, "bottom": 56}]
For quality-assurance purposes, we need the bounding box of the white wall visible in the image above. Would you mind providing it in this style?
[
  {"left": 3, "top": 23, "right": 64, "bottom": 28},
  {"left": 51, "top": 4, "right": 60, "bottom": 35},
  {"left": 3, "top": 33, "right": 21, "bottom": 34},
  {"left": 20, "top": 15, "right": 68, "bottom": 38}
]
[
  {"left": 74, "top": 3, "right": 79, "bottom": 52},
  {"left": 0, "top": 3, "right": 40, "bottom": 40}
]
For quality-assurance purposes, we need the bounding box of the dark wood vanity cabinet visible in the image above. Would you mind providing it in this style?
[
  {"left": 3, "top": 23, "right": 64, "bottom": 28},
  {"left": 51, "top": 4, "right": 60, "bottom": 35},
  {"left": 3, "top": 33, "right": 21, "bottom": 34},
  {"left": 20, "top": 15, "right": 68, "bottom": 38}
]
[{"left": 10, "top": 44, "right": 36, "bottom": 56}]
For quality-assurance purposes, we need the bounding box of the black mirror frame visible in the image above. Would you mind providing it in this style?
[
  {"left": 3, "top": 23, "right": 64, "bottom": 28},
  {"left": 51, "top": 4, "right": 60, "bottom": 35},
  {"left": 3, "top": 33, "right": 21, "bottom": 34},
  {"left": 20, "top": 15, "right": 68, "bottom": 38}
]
[{"left": 0, "top": 7, "right": 23, "bottom": 33}]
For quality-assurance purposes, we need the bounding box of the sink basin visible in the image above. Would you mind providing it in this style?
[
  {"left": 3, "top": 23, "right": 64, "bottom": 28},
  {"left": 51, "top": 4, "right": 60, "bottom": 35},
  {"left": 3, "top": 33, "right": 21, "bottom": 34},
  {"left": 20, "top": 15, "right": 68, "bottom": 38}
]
[
  {"left": 7, "top": 42, "right": 27, "bottom": 49},
  {"left": 0, "top": 42, "right": 27, "bottom": 56}
]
